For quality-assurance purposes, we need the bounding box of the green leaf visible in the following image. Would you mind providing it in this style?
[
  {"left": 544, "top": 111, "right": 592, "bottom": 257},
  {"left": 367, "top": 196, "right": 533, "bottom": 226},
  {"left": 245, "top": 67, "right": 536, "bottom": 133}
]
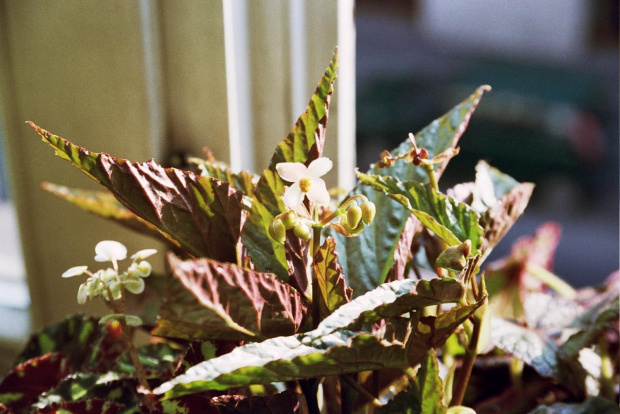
[
  {"left": 30, "top": 122, "right": 244, "bottom": 262},
  {"left": 15, "top": 314, "right": 101, "bottom": 370},
  {"left": 241, "top": 51, "right": 338, "bottom": 281},
  {"left": 189, "top": 151, "right": 257, "bottom": 197},
  {"left": 329, "top": 86, "right": 490, "bottom": 296},
  {"left": 116, "top": 343, "right": 182, "bottom": 378},
  {"left": 152, "top": 253, "right": 310, "bottom": 341},
  {"left": 153, "top": 278, "right": 481, "bottom": 398},
  {"left": 417, "top": 348, "right": 447, "bottom": 414},
  {"left": 313, "top": 237, "right": 352, "bottom": 317},
  {"left": 357, "top": 172, "right": 484, "bottom": 254},
  {"left": 41, "top": 182, "right": 167, "bottom": 243}
]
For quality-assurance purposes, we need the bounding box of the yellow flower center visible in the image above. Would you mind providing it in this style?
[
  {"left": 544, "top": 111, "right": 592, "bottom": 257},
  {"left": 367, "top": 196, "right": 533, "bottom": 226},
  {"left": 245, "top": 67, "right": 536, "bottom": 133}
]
[{"left": 299, "top": 177, "right": 312, "bottom": 193}]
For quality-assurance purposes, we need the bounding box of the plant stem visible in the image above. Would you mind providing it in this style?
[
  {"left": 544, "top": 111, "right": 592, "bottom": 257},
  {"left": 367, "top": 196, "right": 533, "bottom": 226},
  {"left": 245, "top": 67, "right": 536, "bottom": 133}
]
[
  {"left": 340, "top": 374, "right": 383, "bottom": 408},
  {"left": 422, "top": 162, "right": 439, "bottom": 192},
  {"left": 312, "top": 225, "right": 322, "bottom": 329},
  {"left": 450, "top": 318, "right": 481, "bottom": 406},
  {"left": 526, "top": 262, "right": 576, "bottom": 300},
  {"left": 510, "top": 357, "right": 524, "bottom": 391},
  {"left": 598, "top": 337, "right": 615, "bottom": 401}
]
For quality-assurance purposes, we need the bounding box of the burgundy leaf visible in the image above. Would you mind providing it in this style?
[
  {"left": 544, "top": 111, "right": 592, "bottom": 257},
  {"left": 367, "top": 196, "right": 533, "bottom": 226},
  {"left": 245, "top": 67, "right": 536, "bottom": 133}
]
[
  {"left": 313, "top": 237, "right": 353, "bottom": 318},
  {"left": 34, "top": 398, "right": 124, "bottom": 414},
  {"left": 30, "top": 123, "right": 244, "bottom": 262},
  {"left": 285, "top": 230, "right": 310, "bottom": 294},
  {"left": 385, "top": 216, "right": 421, "bottom": 283},
  {"left": 153, "top": 254, "right": 310, "bottom": 341},
  {"left": 0, "top": 353, "right": 70, "bottom": 412}
]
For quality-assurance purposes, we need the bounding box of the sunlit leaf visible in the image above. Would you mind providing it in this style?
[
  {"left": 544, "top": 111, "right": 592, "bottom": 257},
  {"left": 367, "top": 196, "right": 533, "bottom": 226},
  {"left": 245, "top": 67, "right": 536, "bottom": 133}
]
[
  {"left": 30, "top": 122, "right": 244, "bottom": 262},
  {"left": 490, "top": 317, "right": 587, "bottom": 398},
  {"left": 329, "top": 86, "right": 490, "bottom": 297},
  {"left": 154, "top": 278, "right": 481, "bottom": 398},
  {"left": 357, "top": 172, "right": 484, "bottom": 254},
  {"left": 313, "top": 237, "right": 352, "bottom": 317},
  {"left": 418, "top": 348, "right": 447, "bottom": 414},
  {"left": 241, "top": 51, "right": 338, "bottom": 282},
  {"left": 153, "top": 253, "right": 310, "bottom": 341},
  {"left": 41, "top": 182, "right": 167, "bottom": 243},
  {"left": 189, "top": 150, "right": 258, "bottom": 198}
]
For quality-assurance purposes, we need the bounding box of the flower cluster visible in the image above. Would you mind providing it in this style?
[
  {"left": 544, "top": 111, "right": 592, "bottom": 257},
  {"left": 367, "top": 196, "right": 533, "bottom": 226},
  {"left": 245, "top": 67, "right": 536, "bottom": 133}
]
[
  {"left": 62, "top": 240, "right": 156, "bottom": 305},
  {"left": 270, "top": 156, "right": 376, "bottom": 242}
]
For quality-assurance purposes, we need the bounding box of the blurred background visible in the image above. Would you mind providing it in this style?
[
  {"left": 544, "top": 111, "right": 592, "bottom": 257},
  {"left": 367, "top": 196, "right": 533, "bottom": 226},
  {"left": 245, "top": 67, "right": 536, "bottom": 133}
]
[
  {"left": 0, "top": 0, "right": 617, "bottom": 372},
  {"left": 354, "top": 0, "right": 618, "bottom": 287}
]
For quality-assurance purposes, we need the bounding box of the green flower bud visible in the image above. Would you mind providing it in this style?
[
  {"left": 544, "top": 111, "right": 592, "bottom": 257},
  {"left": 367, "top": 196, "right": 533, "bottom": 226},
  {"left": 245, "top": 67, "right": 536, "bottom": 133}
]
[
  {"left": 268, "top": 219, "right": 287, "bottom": 243},
  {"left": 293, "top": 222, "right": 311, "bottom": 241},
  {"left": 435, "top": 240, "right": 472, "bottom": 272},
  {"left": 281, "top": 211, "right": 297, "bottom": 229},
  {"left": 346, "top": 204, "right": 362, "bottom": 229},
  {"left": 361, "top": 201, "right": 376, "bottom": 225}
]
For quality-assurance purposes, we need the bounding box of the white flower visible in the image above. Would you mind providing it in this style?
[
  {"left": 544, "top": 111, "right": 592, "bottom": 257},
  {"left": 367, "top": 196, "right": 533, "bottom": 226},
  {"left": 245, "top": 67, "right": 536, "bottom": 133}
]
[
  {"left": 94, "top": 240, "right": 127, "bottom": 263},
  {"left": 276, "top": 157, "right": 332, "bottom": 209},
  {"left": 62, "top": 266, "right": 89, "bottom": 278}
]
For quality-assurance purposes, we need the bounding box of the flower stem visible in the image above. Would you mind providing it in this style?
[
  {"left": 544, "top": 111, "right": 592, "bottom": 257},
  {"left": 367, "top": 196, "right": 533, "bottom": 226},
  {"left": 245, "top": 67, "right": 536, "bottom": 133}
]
[
  {"left": 106, "top": 289, "right": 154, "bottom": 412},
  {"left": 312, "top": 225, "right": 322, "bottom": 329},
  {"left": 526, "top": 262, "right": 576, "bottom": 300}
]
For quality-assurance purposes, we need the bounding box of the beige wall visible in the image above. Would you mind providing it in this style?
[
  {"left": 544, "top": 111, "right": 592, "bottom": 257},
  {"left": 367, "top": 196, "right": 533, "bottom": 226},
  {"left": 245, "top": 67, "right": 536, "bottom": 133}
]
[{"left": 0, "top": 0, "right": 348, "bottom": 332}]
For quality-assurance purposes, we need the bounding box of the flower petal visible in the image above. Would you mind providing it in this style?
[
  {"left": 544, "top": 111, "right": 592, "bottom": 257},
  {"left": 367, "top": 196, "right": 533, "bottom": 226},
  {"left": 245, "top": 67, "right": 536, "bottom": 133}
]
[
  {"left": 282, "top": 183, "right": 305, "bottom": 209},
  {"left": 124, "top": 277, "right": 145, "bottom": 295},
  {"left": 62, "top": 266, "right": 88, "bottom": 278},
  {"left": 95, "top": 240, "right": 127, "bottom": 262},
  {"left": 306, "top": 178, "right": 330, "bottom": 206},
  {"left": 131, "top": 248, "right": 157, "bottom": 261},
  {"left": 306, "top": 157, "right": 333, "bottom": 178},
  {"left": 276, "top": 162, "right": 307, "bottom": 183}
]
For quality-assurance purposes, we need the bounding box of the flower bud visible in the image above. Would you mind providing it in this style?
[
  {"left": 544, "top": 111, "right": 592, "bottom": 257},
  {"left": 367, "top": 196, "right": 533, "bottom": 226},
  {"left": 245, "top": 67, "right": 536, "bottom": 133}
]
[
  {"left": 281, "top": 211, "right": 297, "bottom": 229},
  {"left": 293, "top": 222, "right": 311, "bottom": 241},
  {"left": 346, "top": 204, "right": 362, "bottom": 229},
  {"left": 361, "top": 201, "right": 376, "bottom": 225},
  {"left": 77, "top": 283, "right": 88, "bottom": 305},
  {"left": 435, "top": 240, "right": 472, "bottom": 272},
  {"left": 268, "top": 219, "right": 287, "bottom": 243},
  {"left": 418, "top": 147, "right": 429, "bottom": 159}
]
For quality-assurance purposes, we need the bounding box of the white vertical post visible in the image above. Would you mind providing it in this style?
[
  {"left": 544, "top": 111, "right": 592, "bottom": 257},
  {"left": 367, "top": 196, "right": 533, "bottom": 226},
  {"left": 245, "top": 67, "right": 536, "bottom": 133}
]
[
  {"left": 138, "top": 0, "right": 165, "bottom": 161},
  {"left": 289, "top": 0, "right": 308, "bottom": 123},
  {"left": 337, "top": 0, "right": 356, "bottom": 190},
  {"left": 223, "top": 0, "right": 254, "bottom": 172}
]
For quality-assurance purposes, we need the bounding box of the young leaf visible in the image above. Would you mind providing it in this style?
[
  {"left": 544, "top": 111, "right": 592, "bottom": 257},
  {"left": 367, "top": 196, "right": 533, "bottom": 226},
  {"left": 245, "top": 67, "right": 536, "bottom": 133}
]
[
  {"left": 41, "top": 182, "right": 168, "bottom": 243},
  {"left": 30, "top": 122, "right": 244, "bottom": 262},
  {"left": 472, "top": 162, "right": 535, "bottom": 260},
  {"left": 154, "top": 278, "right": 481, "bottom": 398},
  {"left": 357, "top": 172, "right": 484, "bottom": 254},
  {"left": 313, "top": 237, "right": 352, "bottom": 317},
  {"left": 329, "top": 86, "right": 490, "bottom": 296},
  {"left": 152, "top": 253, "right": 310, "bottom": 341},
  {"left": 241, "top": 51, "right": 338, "bottom": 281}
]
